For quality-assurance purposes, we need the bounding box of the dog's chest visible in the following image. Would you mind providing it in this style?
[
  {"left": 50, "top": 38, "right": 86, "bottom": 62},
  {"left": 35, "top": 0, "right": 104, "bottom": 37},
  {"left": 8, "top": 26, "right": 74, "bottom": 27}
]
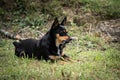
[
  {"left": 56, "top": 45, "right": 62, "bottom": 56},
  {"left": 57, "top": 48, "right": 61, "bottom": 56}
]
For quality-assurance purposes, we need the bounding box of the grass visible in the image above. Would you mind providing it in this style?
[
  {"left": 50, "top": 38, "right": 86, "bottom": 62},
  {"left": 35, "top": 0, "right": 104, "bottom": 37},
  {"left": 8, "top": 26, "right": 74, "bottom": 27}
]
[
  {"left": 0, "top": 0, "right": 120, "bottom": 79},
  {"left": 0, "top": 26, "right": 120, "bottom": 80},
  {"left": 80, "top": 0, "right": 120, "bottom": 19}
]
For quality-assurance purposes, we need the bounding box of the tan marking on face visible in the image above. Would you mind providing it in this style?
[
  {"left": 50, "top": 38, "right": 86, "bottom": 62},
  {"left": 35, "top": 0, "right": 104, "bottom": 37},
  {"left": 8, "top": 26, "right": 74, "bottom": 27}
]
[
  {"left": 63, "top": 30, "right": 68, "bottom": 33},
  {"left": 63, "top": 30, "right": 66, "bottom": 32},
  {"left": 56, "top": 34, "right": 69, "bottom": 46}
]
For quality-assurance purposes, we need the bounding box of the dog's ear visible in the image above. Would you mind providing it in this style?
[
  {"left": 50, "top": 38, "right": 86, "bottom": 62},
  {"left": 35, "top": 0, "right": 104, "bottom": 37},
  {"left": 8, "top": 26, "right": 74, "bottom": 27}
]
[
  {"left": 13, "top": 41, "right": 20, "bottom": 47},
  {"left": 51, "top": 17, "right": 59, "bottom": 29},
  {"left": 61, "top": 17, "right": 67, "bottom": 25}
]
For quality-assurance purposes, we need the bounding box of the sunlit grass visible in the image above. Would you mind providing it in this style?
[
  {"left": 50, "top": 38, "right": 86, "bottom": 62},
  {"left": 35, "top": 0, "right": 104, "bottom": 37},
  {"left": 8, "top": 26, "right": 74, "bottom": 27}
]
[
  {"left": 0, "top": 31, "right": 120, "bottom": 80},
  {"left": 0, "top": 0, "right": 120, "bottom": 79}
]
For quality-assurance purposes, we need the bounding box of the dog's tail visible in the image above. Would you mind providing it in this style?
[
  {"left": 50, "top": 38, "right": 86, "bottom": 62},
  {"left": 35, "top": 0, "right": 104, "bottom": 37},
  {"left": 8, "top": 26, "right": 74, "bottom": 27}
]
[{"left": 0, "top": 29, "right": 22, "bottom": 40}]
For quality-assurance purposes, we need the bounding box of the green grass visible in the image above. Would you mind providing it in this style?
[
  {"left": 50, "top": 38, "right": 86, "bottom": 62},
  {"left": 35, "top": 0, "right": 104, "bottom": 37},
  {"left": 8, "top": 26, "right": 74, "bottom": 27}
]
[
  {"left": 0, "top": 27, "right": 120, "bottom": 80},
  {"left": 1, "top": 0, "right": 120, "bottom": 79},
  {"left": 80, "top": 0, "right": 120, "bottom": 19}
]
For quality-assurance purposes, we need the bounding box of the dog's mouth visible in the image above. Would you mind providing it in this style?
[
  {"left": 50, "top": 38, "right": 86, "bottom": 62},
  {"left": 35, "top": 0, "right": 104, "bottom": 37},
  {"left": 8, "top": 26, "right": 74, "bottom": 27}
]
[
  {"left": 63, "top": 37, "right": 72, "bottom": 43},
  {"left": 59, "top": 37, "right": 72, "bottom": 49}
]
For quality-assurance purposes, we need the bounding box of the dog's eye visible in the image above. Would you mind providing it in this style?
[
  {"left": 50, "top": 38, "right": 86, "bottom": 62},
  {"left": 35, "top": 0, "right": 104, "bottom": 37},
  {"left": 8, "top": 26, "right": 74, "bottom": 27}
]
[{"left": 59, "top": 31, "right": 67, "bottom": 36}]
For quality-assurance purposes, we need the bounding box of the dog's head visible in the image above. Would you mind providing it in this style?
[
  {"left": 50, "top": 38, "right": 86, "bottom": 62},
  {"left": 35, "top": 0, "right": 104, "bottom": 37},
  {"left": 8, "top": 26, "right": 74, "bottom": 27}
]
[{"left": 50, "top": 17, "right": 72, "bottom": 47}]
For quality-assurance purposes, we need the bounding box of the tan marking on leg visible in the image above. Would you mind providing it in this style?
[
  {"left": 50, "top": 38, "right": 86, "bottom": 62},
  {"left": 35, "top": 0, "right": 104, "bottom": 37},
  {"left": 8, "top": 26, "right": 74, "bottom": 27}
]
[
  {"left": 61, "top": 52, "right": 64, "bottom": 56},
  {"left": 49, "top": 55, "right": 60, "bottom": 60}
]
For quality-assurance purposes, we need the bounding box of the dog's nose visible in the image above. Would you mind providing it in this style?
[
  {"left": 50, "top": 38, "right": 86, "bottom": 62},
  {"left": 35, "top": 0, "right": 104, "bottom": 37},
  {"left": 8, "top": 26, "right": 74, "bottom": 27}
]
[
  {"left": 65, "top": 37, "right": 72, "bottom": 43},
  {"left": 69, "top": 37, "right": 73, "bottom": 41}
]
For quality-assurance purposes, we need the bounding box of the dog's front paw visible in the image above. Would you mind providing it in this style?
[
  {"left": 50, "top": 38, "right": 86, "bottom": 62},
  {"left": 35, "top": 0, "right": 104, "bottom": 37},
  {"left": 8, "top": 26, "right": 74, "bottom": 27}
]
[
  {"left": 61, "top": 54, "right": 76, "bottom": 62},
  {"left": 49, "top": 55, "right": 61, "bottom": 62},
  {"left": 62, "top": 54, "right": 69, "bottom": 59},
  {"left": 61, "top": 54, "right": 70, "bottom": 61}
]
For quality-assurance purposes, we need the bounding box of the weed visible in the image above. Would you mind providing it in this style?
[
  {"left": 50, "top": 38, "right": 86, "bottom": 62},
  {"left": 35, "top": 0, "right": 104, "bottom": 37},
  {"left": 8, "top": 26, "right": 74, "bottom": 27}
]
[{"left": 12, "top": 13, "right": 46, "bottom": 28}]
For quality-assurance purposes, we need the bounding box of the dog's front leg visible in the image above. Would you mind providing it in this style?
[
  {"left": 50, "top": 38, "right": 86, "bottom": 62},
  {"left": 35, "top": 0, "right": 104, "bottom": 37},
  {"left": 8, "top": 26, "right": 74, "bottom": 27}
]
[
  {"left": 61, "top": 53, "right": 75, "bottom": 62},
  {"left": 61, "top": 54, "right": 76, "bottom": 62},
  {"left": 61, "top": 54, "right": 70, "bottom": 60},
  {"left": 49, "top": 55, "right": 60, "bottom": 60},
  {"left": 48, "top": 55, "right": 61, "bottom": 62}
]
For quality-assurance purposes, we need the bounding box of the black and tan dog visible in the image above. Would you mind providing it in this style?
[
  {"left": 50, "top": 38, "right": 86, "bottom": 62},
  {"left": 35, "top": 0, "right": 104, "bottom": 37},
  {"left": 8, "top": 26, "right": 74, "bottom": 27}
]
[{"left": 12, "top": 17, "right": 72, "bottom": 61}]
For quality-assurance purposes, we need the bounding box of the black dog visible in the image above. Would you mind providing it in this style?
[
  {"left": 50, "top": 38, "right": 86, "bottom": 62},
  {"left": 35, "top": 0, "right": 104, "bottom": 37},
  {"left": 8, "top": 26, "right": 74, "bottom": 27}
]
[{"left": 13, "top": 17, "right": 72, "bottom": 61}]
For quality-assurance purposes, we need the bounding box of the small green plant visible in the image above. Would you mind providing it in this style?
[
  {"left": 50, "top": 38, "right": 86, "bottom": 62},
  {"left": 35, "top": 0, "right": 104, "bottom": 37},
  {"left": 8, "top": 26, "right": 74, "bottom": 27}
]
[
  {"left": 12, "top": 14, "right": 46, "bottom": 28},
  {"left": 16, "top": 0, "right": 27, "bottom": 14},
  {"left": 81, "top": 0, "right": 120, "bottom": 19},
  {"left": 41, "top": 0, "right": 62, "bottom": 17},
  {"left": 0, "top": 8, "right": 5, "bottom": 15}
]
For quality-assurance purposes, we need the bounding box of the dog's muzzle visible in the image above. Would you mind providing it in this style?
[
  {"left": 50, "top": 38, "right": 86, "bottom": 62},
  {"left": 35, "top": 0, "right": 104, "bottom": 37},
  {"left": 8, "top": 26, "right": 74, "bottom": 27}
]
[
  {"left": 62, "top": 36, "right": 72, "bottom": 43},
  {"left": 60, "top": 37, "right": 72, "bottom": 49}
]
